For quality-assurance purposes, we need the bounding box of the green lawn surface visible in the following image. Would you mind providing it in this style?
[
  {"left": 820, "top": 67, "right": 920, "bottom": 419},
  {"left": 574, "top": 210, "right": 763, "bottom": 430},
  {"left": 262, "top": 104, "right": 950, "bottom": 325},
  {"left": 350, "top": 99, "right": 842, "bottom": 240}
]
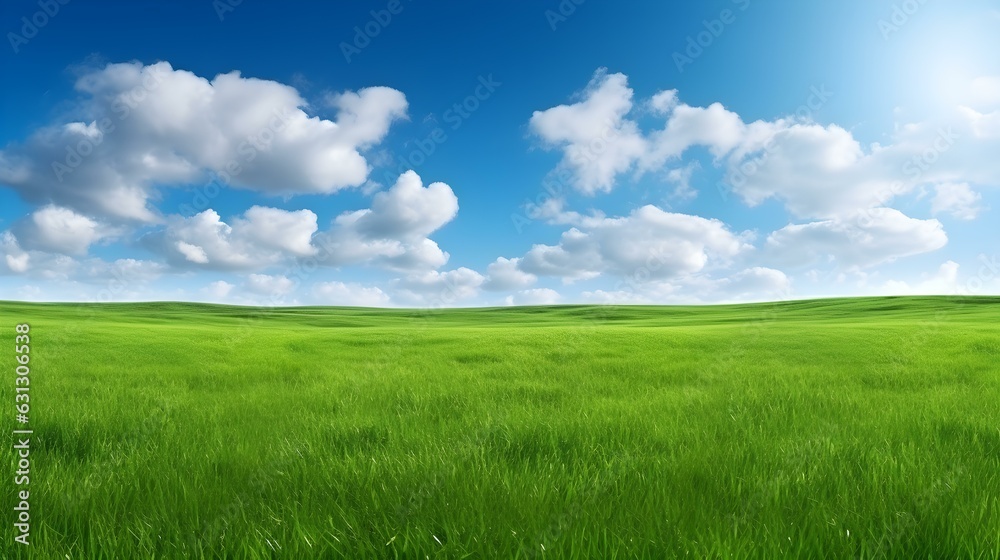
[{"left": 1, "top": 296, "right": 998, "bottom": 558}]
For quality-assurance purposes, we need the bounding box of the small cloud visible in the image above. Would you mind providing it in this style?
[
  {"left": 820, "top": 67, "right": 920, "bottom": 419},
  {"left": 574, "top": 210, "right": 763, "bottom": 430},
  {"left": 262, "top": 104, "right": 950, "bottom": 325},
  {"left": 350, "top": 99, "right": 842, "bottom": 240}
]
[
  {"left": 504, "top": 288, "right": 561, "bottom": 306},
  {"left": 204, "top": 280, "right": 234, "bottom": 299},
  {"left": 931, "top": 183, "right": 984, "bottom": 221}
]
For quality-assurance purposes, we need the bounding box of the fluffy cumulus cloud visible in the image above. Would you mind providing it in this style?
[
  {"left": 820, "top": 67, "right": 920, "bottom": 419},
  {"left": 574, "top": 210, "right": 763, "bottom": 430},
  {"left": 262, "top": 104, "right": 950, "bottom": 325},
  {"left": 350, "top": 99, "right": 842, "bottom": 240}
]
[
  {"left": 314, "top": 171, "right": 457, "bottom": 271},
  {"left": 663, "top": 161, "right": 700, "bottom": 201},
  {"left": 931, "top": 183, "right": 984, "bottom": 220},
  {"left": 519, "top": 205, "right": 750, "bottom": 283},
  {"left": 233, "top": 206, "right": 319, "bottom": 257},
  {"left": 0, "top": 61, "right": 408, "bottom": 222},
  {"left": 532, "top": 69, "right": 1000, "bottom": 222},
  {"left": 140, "top": 170, "right": 458, "bottom": 274},
  {"left": 344, "top": 170, "right": 458, "bottom": 240},
  {"left": 145, "top": 207, "right": 319, "bottom": 270},
  {"left": 79, "top": 258, "right": 166, "bottom": 284},
  {"left": 483, "top": 257, "right": 537, "bottom": 291},
  {"left": 522, "top": 68, "right": 1000, "bottom": 287},
  {"left": 879, "top": 261, "right": 961, "bottom": 295},
  {"left": 311, "top": 281, "right": 391, "bottom": 307},
  {"left": 11, "top": 206, "right": 116, "bottom": 255},
  {"left": 764, "top": 208, "right": 947, "bottom": 269},
  {"left": 1, "top": 233, "right": 30, "bottom": 274},
  {"left": 529, "top": 69, "right": 647, "bottom": 194},
  {"left": 579, "top": 266, "right": 790, "bottom": 304},
  {"left": 504, "top": 288, "right": 561, "bottom": 306},
  {"left": 715, "top": 267, "right": 791, "bottom": 301},
  {"left": 391, "top": 268, "right": 485, "bottom": 306},
  {"left": 0, "top": 230, "right": 78, "bottom": 279},
  {"left": 4, "top": 62, "right": 998, "bottom": 305},
  {"left": 244, "top": 274, "right": 296, "bottom": 296},
  {"left": 204, "top": 280, "right": 234, "bottom": 299}
]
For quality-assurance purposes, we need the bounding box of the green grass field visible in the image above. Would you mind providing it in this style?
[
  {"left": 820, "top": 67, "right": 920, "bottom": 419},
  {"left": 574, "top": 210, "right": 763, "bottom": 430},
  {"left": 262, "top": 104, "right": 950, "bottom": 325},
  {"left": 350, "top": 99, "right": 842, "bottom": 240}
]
[{"left": 2, "top": 296, "right": 999, "bottom": 558}]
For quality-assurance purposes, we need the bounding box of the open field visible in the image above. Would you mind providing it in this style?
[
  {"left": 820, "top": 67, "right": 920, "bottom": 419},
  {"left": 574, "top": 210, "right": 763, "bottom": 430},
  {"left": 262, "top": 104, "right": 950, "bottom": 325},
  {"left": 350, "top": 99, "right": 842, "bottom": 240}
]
[{"left": 2, "top": 296, "right": 999, "bottom": 558}]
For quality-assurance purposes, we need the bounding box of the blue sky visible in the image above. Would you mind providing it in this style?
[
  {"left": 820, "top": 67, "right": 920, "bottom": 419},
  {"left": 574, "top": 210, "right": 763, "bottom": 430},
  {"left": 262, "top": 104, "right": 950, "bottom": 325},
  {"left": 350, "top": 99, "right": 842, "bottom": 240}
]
[{"left": 1, "top": 0, "right": 999, "bottom": 306}]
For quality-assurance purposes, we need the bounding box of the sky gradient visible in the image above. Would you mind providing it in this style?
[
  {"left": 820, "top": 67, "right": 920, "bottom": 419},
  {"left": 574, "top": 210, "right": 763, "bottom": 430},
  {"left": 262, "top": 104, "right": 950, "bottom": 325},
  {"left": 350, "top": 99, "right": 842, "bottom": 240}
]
[{"left": 2, "top": 0, "right": 999, "bottom": 306}]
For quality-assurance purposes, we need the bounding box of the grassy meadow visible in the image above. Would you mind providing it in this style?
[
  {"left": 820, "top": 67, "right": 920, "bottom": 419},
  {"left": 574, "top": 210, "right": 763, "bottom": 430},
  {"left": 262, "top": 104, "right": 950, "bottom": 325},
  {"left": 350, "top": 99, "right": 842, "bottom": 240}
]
[{"left": 2, "top": 296, "right": 999, "bottom": 558}]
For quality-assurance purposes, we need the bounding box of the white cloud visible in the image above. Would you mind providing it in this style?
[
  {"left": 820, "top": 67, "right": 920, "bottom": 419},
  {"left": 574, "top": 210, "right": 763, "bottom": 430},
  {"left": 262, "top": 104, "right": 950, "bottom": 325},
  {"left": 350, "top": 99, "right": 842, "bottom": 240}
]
[
  {"left": 716, "top": 267, "right": 791, "bottom": 301},
  {"left": 146, "top": 206, "right": 318, "bottom": 270},
  {"left": 5, "top": 254, "right": 29, "bottom": 274},
  {"left": 880, "top": 261, "right": 960, "bottom": 295},
  {"left": 0, "top": 230, "right": 79, "bottom": 279},
  {"left": 582, "top": 266, "right": 789, "bottom": 305},
  {"left": 312, "top": 281, "right": 391, "bottom": 307},
  {"left": 233, "top": 206, "right": 319, "bottom": 256},
  {"left": 643, "top": 100, "right": 749, "bottom": 168},
  {"left": 483, "top": 257, "right": 537, "bottom": 291},
  {"left": 931, "top": 183, "right": 983, "bottom": 220},
  {"left": 529, "top": 69, "right": 647, "bottom": 194},
  {"left": 765, "top": 208, "right": 947, "bottom": 269},
  {"left": 391, "top": 267, "right": 485, "bottom": 306},
  {"left": 581, "top": 290, "right": 652, "bottom": 304},
  {"left": 12, "top": 206, "right": 115, "bottom": 255},
  {"left": 722, "top": 123, "right": 879, "bottom": 218},
  {"left": 0, "top": 61, "right": 408, "bottom": 222},
  {"left": 245, "top": 274, "right": 295, "bottom": 296},
  {"left": 314, "top": 171, "right": 457, "bottom": 271},
  {"left": 525, "top": 196, "right": 606, "bottom": 227},
  {"left": 177, "top": 241, "right": 209, "bottom": 264},
  {"left": 2, "top": 232, "right": 30, "bottom": 273},
  {"left": 531, "top": 70, "right": 1000, "bottom": 222},
  {"left": 80, "top": 258, "right": 166, "bottom": 283},
  {"left": 648, "top": 89, "right": 679, "bottom": 114},
  {"left": 504, "top": 288, "right": 561, "bottom": 306},
  {"left": 961, "top": 106, "right": 1000, "bottom": 139},
  {"left": 204, "top": 280, "right": 234, "bottom": 299},
  {"left": 664, "top": 161, "right": 700, "bottom": 201},
  {"left": 345, "top": 170, "right": 458, "bottom": 239},
  {"left": 326, "top": 87, "right": 409, "bottom": 147},
  {"left": 519, "top": 205, "right": 750, "bottom": 283}
]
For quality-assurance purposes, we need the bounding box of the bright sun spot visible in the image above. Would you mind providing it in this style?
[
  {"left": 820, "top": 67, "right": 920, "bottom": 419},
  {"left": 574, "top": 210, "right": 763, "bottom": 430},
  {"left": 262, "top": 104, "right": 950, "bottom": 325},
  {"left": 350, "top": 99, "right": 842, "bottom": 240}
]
[{"left": 896, "top": 19, "right": 994, "bottom": 111}]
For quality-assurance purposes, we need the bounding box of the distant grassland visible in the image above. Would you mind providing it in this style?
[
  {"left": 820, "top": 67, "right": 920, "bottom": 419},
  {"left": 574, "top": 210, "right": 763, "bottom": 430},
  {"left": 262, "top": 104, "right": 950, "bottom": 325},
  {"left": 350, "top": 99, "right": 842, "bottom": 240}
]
[{"left": 1, "top": 296, "right": 999, "bottom": 559}]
